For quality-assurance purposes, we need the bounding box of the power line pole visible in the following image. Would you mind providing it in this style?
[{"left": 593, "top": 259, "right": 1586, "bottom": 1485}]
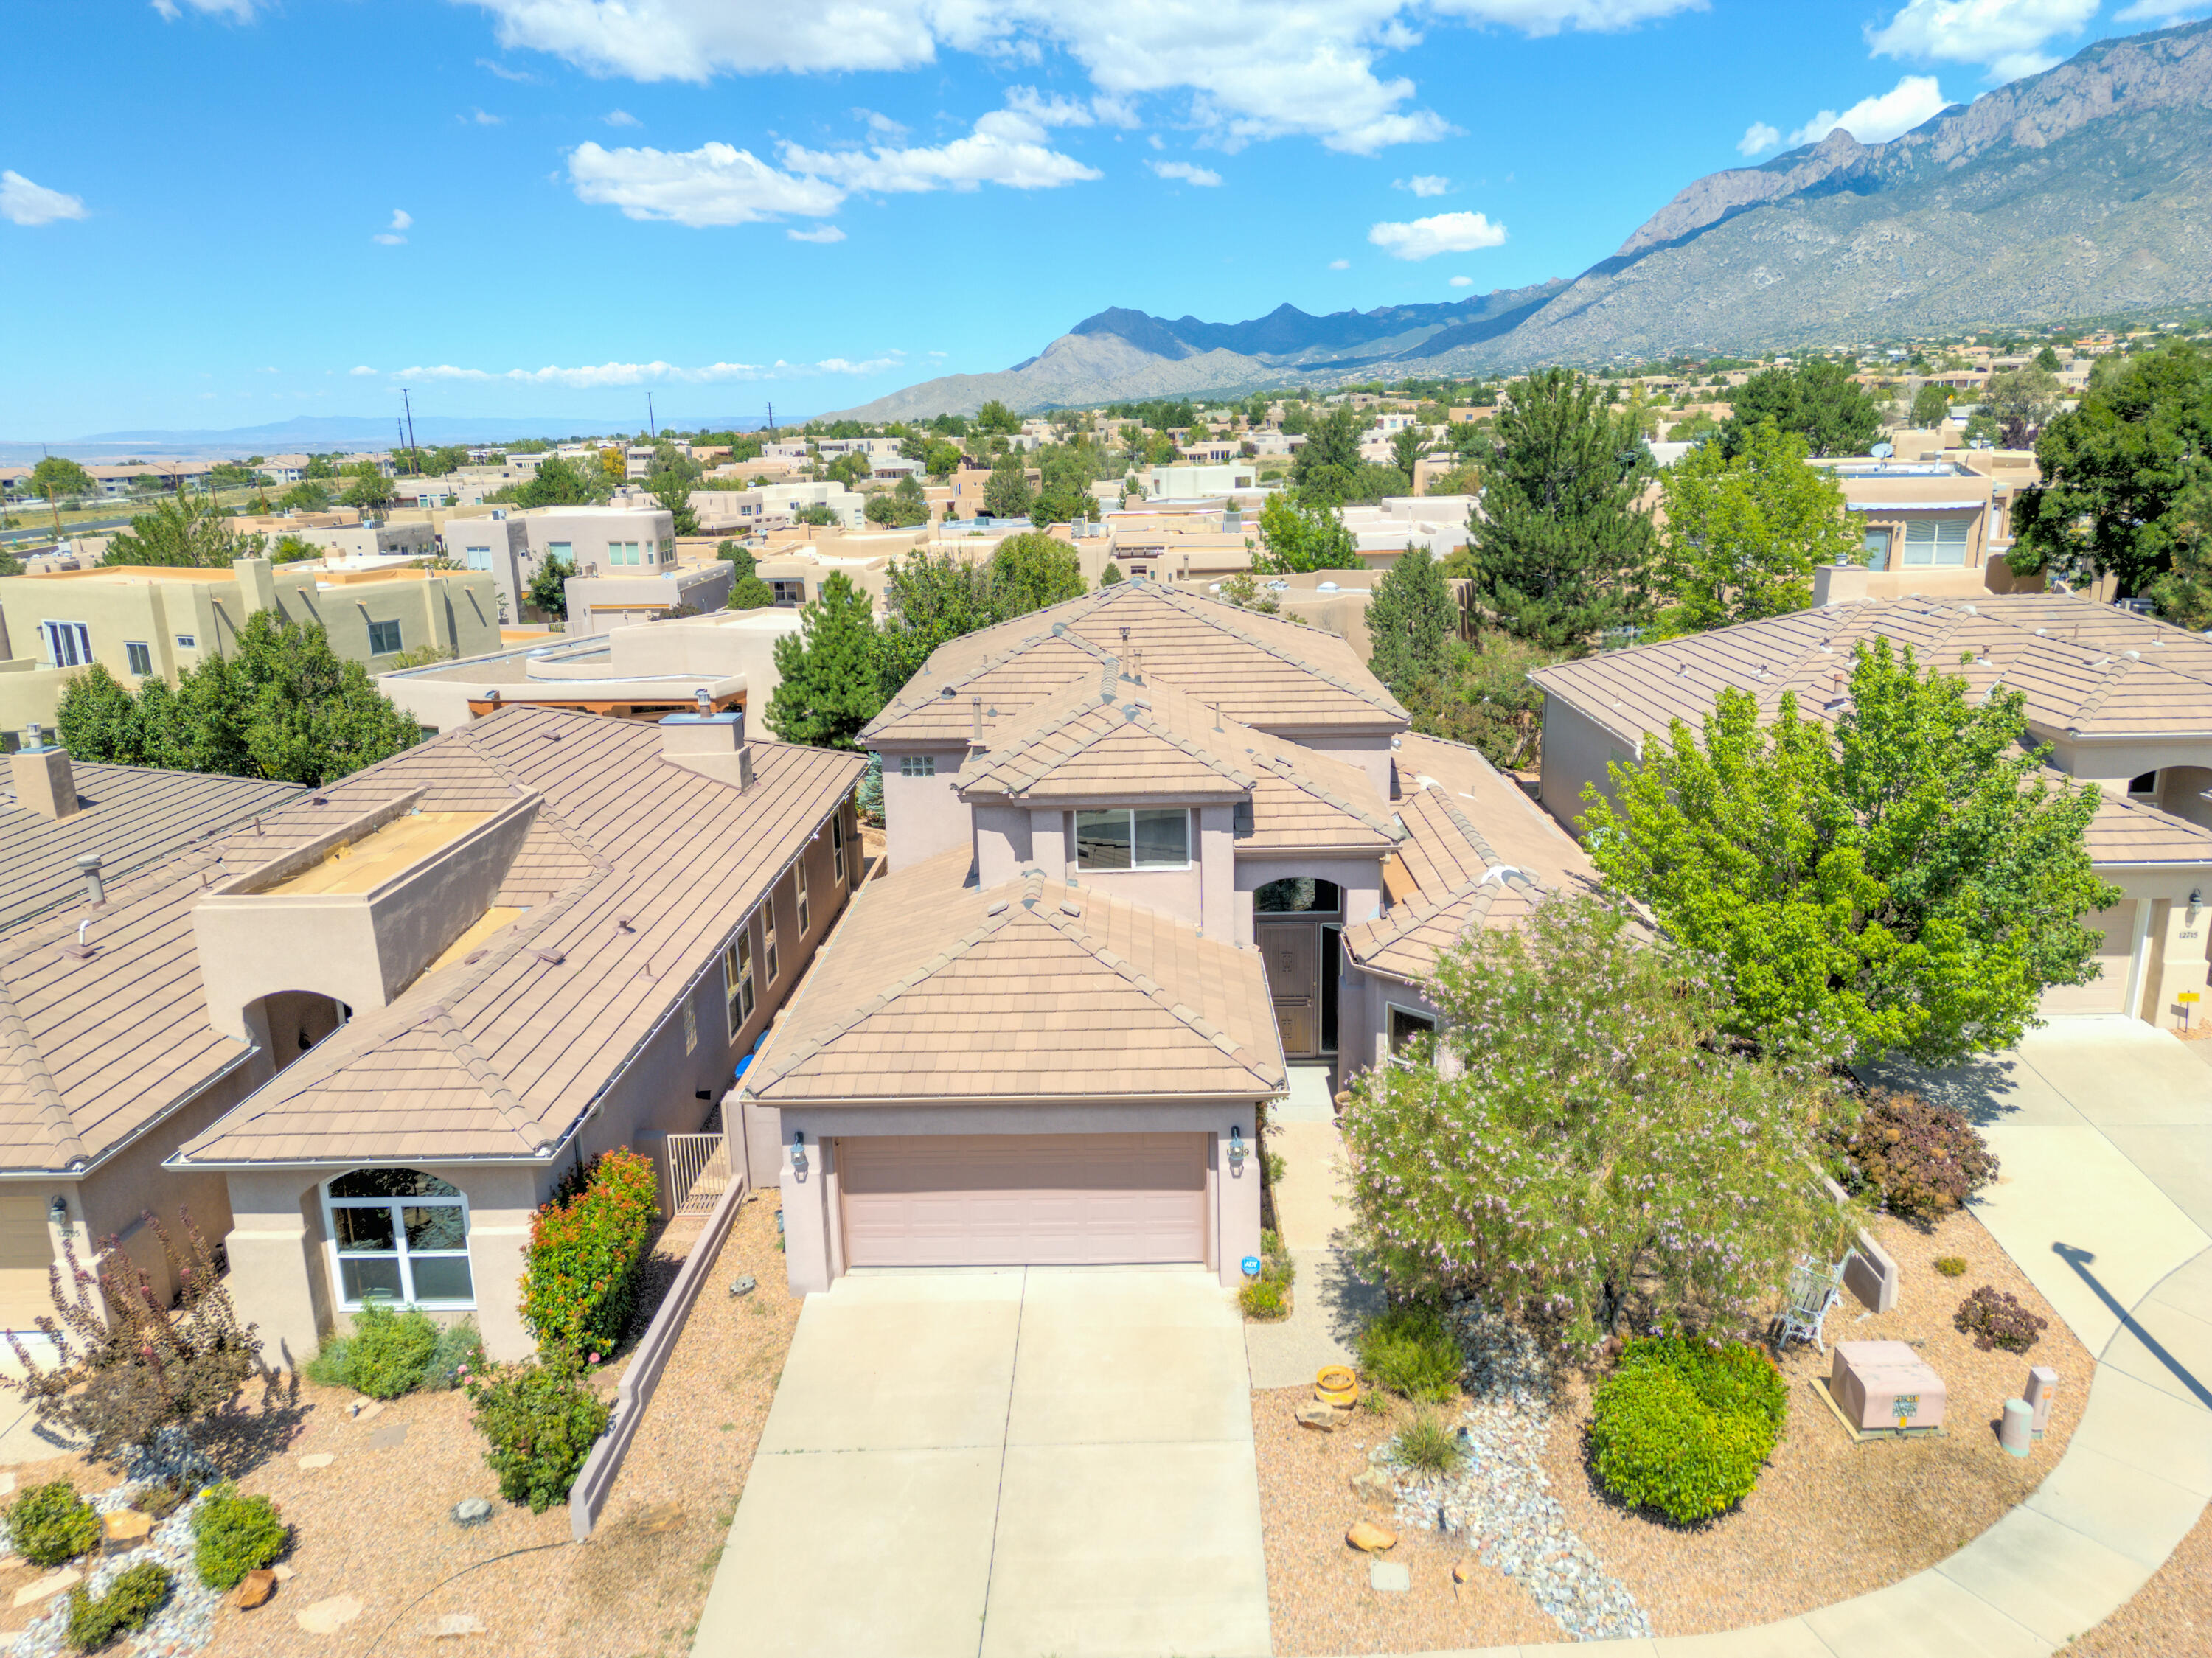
[
  {"left": 647, "top": 393, "right": 656, "bottom": 439},
  {"left": 766, "top": 400, "right": 775, "bottom": 438},
  {"left": 400, "top": 388, "right": 420, "bottom": 472}
]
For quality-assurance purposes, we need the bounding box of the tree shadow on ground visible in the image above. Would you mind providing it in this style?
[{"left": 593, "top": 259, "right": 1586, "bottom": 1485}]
[{"left": 1851, "top": 1052, "right": 2028, "bottom": 1129}]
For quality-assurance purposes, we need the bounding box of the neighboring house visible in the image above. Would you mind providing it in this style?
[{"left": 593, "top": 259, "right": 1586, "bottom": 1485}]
[
  {"left": 0, "top": 709, "right": 864, "bottom": 1363},
  {"left": 1530, "top": 593, "right": 2212, "bottom": 1028},
  {"left": 1811, "top": 459, "right": 2014, "bottom": 600},
  {"left": 1147, "top": 463, "right": 1255, "bottom": 499},
  {"left": 742, "top": 580, "right": 1596, "bottom": 1294},
  {"left": 375, "top": 608, "right": 798, "bottom": 734},
  {"left": 0, "top": 739, "right": 301, "bottom": 1338},
  {"left": 0, "top": 557, "right": 501, "bottom": 734},
  {"left": 439, "top": 512, "right": 531, "bottom": 624},
  {"left": 261, "top": 455, "right": 311, "bottom": 485}
]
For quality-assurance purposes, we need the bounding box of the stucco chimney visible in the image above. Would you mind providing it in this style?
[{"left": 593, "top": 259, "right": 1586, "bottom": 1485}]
[
  {"left": 658, "top": 708, "right": 752, "bottom": 790},
  {"left": 10, "top": 725, "right": 80, "bottom": 821}
]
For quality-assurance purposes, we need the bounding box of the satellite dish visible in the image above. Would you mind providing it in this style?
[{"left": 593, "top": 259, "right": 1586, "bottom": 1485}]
[{"left": 1871, "top": 441, "right": 1895, "bottom": 459}]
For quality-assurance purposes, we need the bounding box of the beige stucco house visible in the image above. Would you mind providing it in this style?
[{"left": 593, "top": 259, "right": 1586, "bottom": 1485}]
[
  {"left": 1530, "top": 593, "right": 2212, "bottom": 1028},
  {"left": 746, "top": 580, "right": 1599, "bottom": 1295},
  {"left": 1, "top": 708, "right": 862, "bottom": 1365}
]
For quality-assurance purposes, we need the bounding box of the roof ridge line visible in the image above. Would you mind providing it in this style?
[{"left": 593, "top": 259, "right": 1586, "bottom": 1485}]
[
  {"left": 2074, "top": 654, "right": 2136, "bottom": 723},
  {"left": 1249, "top": 750, "right": 1402, "bottom": 840},
  {"left": 0, "top": 974, "right": 91, "bottom": 1166},
  {"left": 868, "top": 597, "right": 1119, "bottom": 733},
  {"left": 1432, "top": 790, "right": 1502, "bottom": 866},
  {"left": 421, "top": 1007, "right": 547, "bottom": 1151},
  {"left": 1162, "top": 585, "right": 1405, "bottom": 719}
]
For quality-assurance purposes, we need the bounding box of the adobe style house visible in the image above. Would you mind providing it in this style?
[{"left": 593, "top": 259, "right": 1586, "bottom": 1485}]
[
  {"left": 1531, "top": 593, "right": 2212, "bottom": 1026},
  {"left": 742, "top": 582, "right": 1596, "bottom": 1293},
  {"left": 1, "top": 708, "right": 861, "bottom": 1364}
]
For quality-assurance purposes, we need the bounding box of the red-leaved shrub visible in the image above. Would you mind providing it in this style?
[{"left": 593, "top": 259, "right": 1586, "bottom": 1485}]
[
  {"left": 1955, "top": 1286, "right": 2048, "bottom": 1353},
  {"left": 520, "top": 1149, "right": 658, "bottom": 1358},
  {"left": 1828, "top": 1088, "right": 1997, "bottom": 1223}
]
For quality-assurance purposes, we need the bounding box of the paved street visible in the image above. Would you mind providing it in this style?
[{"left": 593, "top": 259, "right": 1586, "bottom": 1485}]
[{"left": 690, "top": 1266, "right": 1270, "bottom": 1658}]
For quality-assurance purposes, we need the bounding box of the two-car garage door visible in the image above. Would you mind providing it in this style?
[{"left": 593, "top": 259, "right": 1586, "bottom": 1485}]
[{"left": 838, "top": 1132, "right": 1208, "bottom": 1269}]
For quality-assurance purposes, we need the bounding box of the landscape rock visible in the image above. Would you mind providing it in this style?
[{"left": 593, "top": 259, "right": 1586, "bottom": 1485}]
[
  {"left": 1346, "top": 1520, "right": 1398, "bottom": 1554},
  {"left": 273, "top": 1564, "right": 296, "bottom": 1581},
  {"left": 103, "top": 1509, "right": 153, "bottom": 1553},
  {"left": 729, "top": 1275, "right": 757, "bottom": 1298},
  {"left": 297, "top": 1453, "right": 335, "bottom": 1471},
  {"left": 1370, "top": 1559, "right": 1412, "bottom": 1592},
  {"left": 366, "top": 1421, "right": 410, "bottom": 1451},
  {"left": 1294, "top": 1404, "right": 1339, "bottom": 1432},
  {"left": 636, "top": 1502, "right": 685, "bottom": 1535},
  {"left": 349, "top": 1400, "right": 384, "bottom": 1423},
  {"left": 434, "top": 1612, "right": 487, "bottom": 1638},
  {"left": 1348, "top": 1466, "right": 1394, "bottom": 1506},
  {"left": 232, "top": 1568, "right": 279, "bottom": 1610},
  {"left": 12, "top": 1569, "right": 80, "bottom": 1609},
  {"left": 296, "top": 1593, "right": 366, "bottom": 1634},
  {"left": 453, "top": 1497, "right": 494, "bottom": 1528}
]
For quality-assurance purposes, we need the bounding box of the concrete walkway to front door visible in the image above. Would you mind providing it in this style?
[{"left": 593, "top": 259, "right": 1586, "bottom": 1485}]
[{"left": 689, "top": 1266, "right": 1270, "bottom": 1658}]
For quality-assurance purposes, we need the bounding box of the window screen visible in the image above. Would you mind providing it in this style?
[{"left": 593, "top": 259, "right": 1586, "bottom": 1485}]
[{"left": 367, "top": 619, "right": 403, "bottom": 654}]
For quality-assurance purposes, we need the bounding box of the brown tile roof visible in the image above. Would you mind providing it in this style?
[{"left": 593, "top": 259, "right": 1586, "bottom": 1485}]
[
  {"left": 2083, "top": 790, "right": 2212, "bottom": 867},
  {"left": 1530, "top": 593, "right": 2212, "bottom": 745},
  {"left": 862, "top": 580, "right": 1407, "bottom": 747},
  {"left": 1343, "top": 734, "right": 1602, "bottom": 986},
  {"left": 958, "top": 672, "right": 1401, "bottom": 851},
  {"left": 745, "top": 847, "right": 1286, "bottom": 1104},
  {"left": 0, "top": 708, "right": 861, "bottom": 1175},
  {"left": 1, "top": 762, "right": 302, "bottom": 931}
]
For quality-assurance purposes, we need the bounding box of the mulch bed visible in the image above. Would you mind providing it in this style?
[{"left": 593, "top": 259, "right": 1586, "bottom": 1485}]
[
  {"left": 1254, "top": 1207, "right": 2090, "bottom": 1652},
  {"left": 0, "top": 1193, "right": 797, "bottom": 1658}
]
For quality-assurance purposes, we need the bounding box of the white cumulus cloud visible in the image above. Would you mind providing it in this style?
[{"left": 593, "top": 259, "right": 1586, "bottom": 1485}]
[
  {"left": 462, "top": 0, "right": 1709, "bottom": 156},
  {"left": 349, "top": 366, "right": 378, "bottom": 376},
  {"left": 1396, "top": 175, "right": 1452, "bottom": 195},
  {"left": 1328, "top": 257, "right": 1350, "bottom": 269},
  {"left": 152, "top": 0, "right": 260, "bottom": 18},
  {"left": 1787, "top": 74, "right": 1947, "bottom": 146},
  {"left": 2113, "top": 0, "right": 2208, "bottom": 18},
  {"left": 569, "top": 142, "right": 846, "bottom": 226},
  {"left": 396, "top": 355, "right": 904, "bottom": 388},
  {"left": 1448, "top": 274, "right": 1474, "bottom": 286},
  {"left": 1736, "top": 121, "right": 1780, "bottom": 157},
  {"left": 1867, "top": 0, "right": 2095, "bottom": 82},
  {"left": 373, "top": 207, "right": 411, "bottom": 245},
  {"left": 464, "top": 107, "right": 504, "bottom": 125},
  {"left": 1, "top": 170, "right": 89, "bottom": 226},
  {"left": 1148, "top": 159, "right": 1222, "bottom": 187},
  {"left": 787, "top": 224, "right": 847, "bottom": 242},
  {"left": 605, "top": 108, "right": 641, "bottom": 127},
  {"left": 1368, "top": 209, "right": 1507, "bottom": 260}
]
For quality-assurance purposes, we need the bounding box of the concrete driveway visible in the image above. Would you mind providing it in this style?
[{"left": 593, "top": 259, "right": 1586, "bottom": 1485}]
[{"left": 689, "top": 1267, "right": 1270, "bottom": 1658}]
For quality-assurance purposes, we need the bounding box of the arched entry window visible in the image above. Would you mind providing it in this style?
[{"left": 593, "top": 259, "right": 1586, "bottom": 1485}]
[
  {"left": 324, "top": 1168, "right": 473, "bottom": 1309},
  {"left": 1254, "top": 877, "right": 1342, "bottom": 914}
]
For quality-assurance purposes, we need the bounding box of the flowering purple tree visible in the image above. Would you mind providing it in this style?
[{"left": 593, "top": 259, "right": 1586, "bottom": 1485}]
[{"left": 1341, "top": 894, "right": 1847, "bottom": 1356}]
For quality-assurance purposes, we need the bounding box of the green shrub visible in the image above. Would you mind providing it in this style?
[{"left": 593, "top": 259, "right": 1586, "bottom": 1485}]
[
  {"left": 1590, "top": 1337, "right": 1786, "bottom": 1524},
  {"left": 1239, "top": 1280, "right": 1288, "bottom": 1320},
  {"left": 64, "top": 1561, "right": 172, "bottom": 1651},
  {"left": 1934, "top": 1255, "right": 1968, "bottom": 1278},
  {"left": 6, "top": 1481, "right": 102, "bottom": 1567},
  {"left": 426, "top": 1320, "right": 487, "bottom": 1390},
  {"left": 521, "top": 1149, "right": 658, "bottom": 1358},
  {"left": 307, "top": 1308, "right": 485, "bottom": 1396},
  {"left": 1392, "top": 1410, "right": 1464, "bottom": 1475},
  {"left": 1355, "top": 1305, "right": 1464, "bottom": 1402},
  {"left": 467, "top": 1351, "right": 611, "bottom": 1513},
  {"left": 190, "top": 1481, "right": 289, "bottom": 1590}
]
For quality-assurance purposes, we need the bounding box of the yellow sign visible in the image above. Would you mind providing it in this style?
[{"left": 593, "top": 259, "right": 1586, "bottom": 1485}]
[{"left": 2183, "top": 992, "right": 2202, "bottom": 1004}]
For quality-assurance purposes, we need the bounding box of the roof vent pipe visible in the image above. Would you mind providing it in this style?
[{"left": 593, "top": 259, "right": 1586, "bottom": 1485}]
[
  {"left": 77, "top": 854, "right": 105, "bottom": 908},
  {"left": 971, "top": 694, "right": 984, "bottom": 743}
]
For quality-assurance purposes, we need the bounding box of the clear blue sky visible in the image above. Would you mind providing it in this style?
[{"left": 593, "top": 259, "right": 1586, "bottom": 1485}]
[{"left": 5, "top": 0, "right": 2199, "bottom": 438}]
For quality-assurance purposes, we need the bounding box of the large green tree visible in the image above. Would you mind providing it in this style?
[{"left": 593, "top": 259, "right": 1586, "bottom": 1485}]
[
  {"left": 526, "top": 549, "right": 574, "bottom": 620},
  {"left": 763, "top": 574, "right": 885, "bottom": 750},
  {"left": 988, "top": 532, "right": 1084, "bottom": 616},
  {"left": 1579, "top": 638, "right": 2117, "bottom": 1067},
  {"left": 1719, "top": 360, "right": 1883, "bottom": 459},
  {"left": 1466, "top": 368, "right": 1656, "bottom": 650},
  {"left": 1342, "top": 893, "right": 1841, "bottom": 1354},
  {"left": 495, "top": 456, "right": 608, "bottom": 509},
  {"left": 975, "top": 400, "right": 1022, "bottom": 436},
  {"left": 29, "top": 457, "right": 96, "bottom": 521},
  {"left": 982, "top": 451, "right": 1035, "bottom": 520},
  {"left": 1257, "top": 492, "right": 1360, "bottom": 573},
  {"left": 1656, "top": 419, "right": 1857, "bottom": 634},
  {"left": 1364, "top": 544, "right": 1456, "bottom": 695},
  {"left": 277, "top": 481, "right": 333, "bottom": 513},
  {"left": 1397, "top": 633, "right": 1558, "bottom": 772},
  {"left": 341, "top": 470, "right": 397, "bottom": 509},
  {"left": 647, "top": 471, "right": 699, "bottom": 535},
  {"left": 2011, "top": 342, "right": 2212, "bottom": 604},
  {"left": 877, "top": 552, "right": 997, "bottom": 694},
  {"left": 1984, "top": 365, "right": 2062, "bottom": 449},
  {"left": 104, "top": 494, "right": 253, "bottom": 568},
  {"left": 55, "top": 611, "right": 420, "bottom": 785},
  {"left": 1909, "top": 383, "right": 1952, "bottom": 429},
  {"left": 1290, "top": 405, "right": 1371, "bottom": 504}
]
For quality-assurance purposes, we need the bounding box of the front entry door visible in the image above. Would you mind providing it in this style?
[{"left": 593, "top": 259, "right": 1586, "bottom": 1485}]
[{"left": 1257, "top": 921, "right": 1319, "bottom": 1056}]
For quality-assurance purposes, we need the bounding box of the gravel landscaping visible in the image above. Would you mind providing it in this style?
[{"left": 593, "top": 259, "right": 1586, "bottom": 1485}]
[
  {"left": 1256, "top": 1207, "right": 2089, "bottom": 1652},
  {"left": 2059, "top": 1491, "right": 2212, "bottom": 1656},
  {"left": 0, "top": 1193, "right": 796, "bottom": 1658}
]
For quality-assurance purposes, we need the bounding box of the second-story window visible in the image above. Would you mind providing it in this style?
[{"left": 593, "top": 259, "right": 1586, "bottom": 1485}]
[
  {"left": 900, "top": 755, "right": 936, "bottom": 778},
  {"left": 1075, "top": 808, "right": 1190, "bottom": 871},
  {"left": 726, "top": 929, "right": 755, "bottom": 1037},
  {"left": 831, "top": 812, "right": 846, "bottom": 886},
  {"left": 367, "top": 619, "right": 403, "bottom": 655},
  {"left": 763, "top": 902, "right": 779, "bottom": 988},
  {"left": 797, "top": 857, "right": 810, "bottom": 936}
]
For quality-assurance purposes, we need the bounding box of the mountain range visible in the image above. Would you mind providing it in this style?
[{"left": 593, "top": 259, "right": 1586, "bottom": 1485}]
[{"left": 830, "top": 17, "right": 2212, "bottom": 421}]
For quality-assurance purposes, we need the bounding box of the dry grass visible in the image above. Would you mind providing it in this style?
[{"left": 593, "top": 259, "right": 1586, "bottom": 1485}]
[{"left": 1256, "top": 1208, "right": 2090, "bottom": 1651}]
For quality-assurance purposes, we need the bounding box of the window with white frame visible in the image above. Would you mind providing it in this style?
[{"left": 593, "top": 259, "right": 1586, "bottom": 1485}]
[
  {"left": 1388, "top": 1005, "right": 1438, "bottom": 1058},
  {"left": 464, "top": 546, "right": 493, "bottom": 571},
  {"left": 900, "top": 755, "right": 935, "bottom": 778},
  {"left": 175, "top": 634, "right": 197, "bottom": 651},
  {"left": 366, "top": 619, "right": 403, "bottom": 655},
  {"left": 831, "top": 811, "right": 846, "bottom": 886},
  {"left": 797, "top": 859, "right": 810, "bottom": 936},
  {"left": 125, "top": 641, "right": 153, "bottom": 676},
  {"left": 726, "top": 929, "right": 755, "bottom": 1036},
  {"left": 325, "top": 1168, "right": 473, "bottom": 1308},
  {"left": 1074, "top": 807, "right": 1190, "bottom": 871},
  {"left": 762, "top": 901, "right": 779, "bottom": 987},
  {"left": 658, "top": 537, "right": 675, "bottom": 562},
  {"left": 1901, "top": 517, "right": 1970, "bottom": 567},
  {"left": 546, "top": 540, "right": 571, "bottom": 565},
  {"left": 39, "top": 621, "right": 91, "bottom": 669},
  {"left": 608, "top": 540, "right": 644, "bottom": 565}
]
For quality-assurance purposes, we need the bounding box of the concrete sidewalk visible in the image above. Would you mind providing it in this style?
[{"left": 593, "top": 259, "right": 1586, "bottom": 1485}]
[
  {"left": 1248, "top": 1064, "right": 1384, "bottom": 1390},
  {"left": 1348, "top": 1018, "right": 2212, "bottom": 1657},
  {"left": 690, "top": 1267, "right": 1270, "bottom": 1658}
]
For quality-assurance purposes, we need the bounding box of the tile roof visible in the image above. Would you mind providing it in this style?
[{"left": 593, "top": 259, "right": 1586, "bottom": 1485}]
[
  {"left": 1529, "top": 593, "right": 2212, "bottom": 745},
  {"left": 956, "top": 672, "right": 1402, "bottom": 852},
  {"left": 0, "top": 708, "right": 860, "bottom": 1175},
  {"left": 1343, "top": 733, "right": 1602, "bottom": 986},
  {"left": 861, "top": 580, "right": 1407, "bottom": 747},
  {"left": 745, "top": 847, "right": 1287, "bottom": 1104},
  {"left": 2082, "top": 790, "right": 2212, "bottom": 867},
  {"left": 1, "top": 762, "right": 302, "bottom": 931}
]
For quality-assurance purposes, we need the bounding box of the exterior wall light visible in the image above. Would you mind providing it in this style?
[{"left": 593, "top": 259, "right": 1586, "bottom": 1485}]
[
  {"left": 49, "top": 1195, "right": 67, "bottom": 1227},
  {"left": 2191, "top": 888, "right": 2203, "bottom": 924},
  {"left": 1228, "top": 1126, "right": 1247, "bottom": 1176},
  {"left": 790, "top": 1130, "right": 809, "bottom": 1180}
]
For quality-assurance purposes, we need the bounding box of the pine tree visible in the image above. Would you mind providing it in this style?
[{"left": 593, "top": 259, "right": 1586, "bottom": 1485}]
[
  {"left": 1468, "top": 368, "right": 1657, "bottom": 652},
  {"left": 982, "top": 451, "right": 1034, "bottom": 520},
  {"left": 1365, "top": 544, "right": 1457, "bottom": 694},
  {"left": 764, "top": 574, "right": 885, "bottom": 749}
]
